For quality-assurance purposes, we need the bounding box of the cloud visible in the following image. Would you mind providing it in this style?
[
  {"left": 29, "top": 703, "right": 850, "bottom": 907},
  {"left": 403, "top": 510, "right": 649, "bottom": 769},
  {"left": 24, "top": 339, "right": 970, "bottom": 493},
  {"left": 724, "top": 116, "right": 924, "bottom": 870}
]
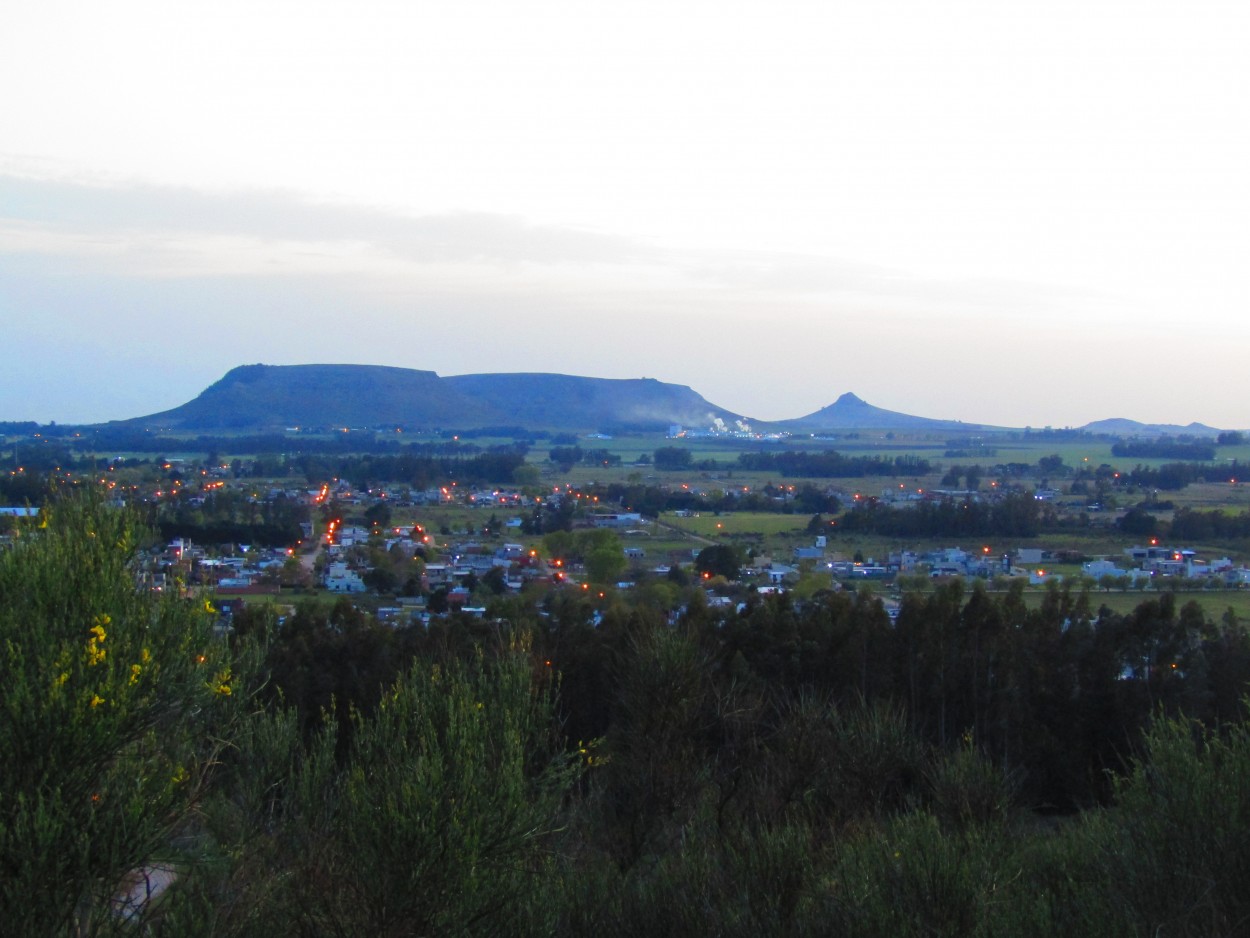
[
  {"left": 0, "top": 174, "right": 654, "bottom": 267},
  {"left": 2, "top": 171, "right": 1115, "bottom": 337}
]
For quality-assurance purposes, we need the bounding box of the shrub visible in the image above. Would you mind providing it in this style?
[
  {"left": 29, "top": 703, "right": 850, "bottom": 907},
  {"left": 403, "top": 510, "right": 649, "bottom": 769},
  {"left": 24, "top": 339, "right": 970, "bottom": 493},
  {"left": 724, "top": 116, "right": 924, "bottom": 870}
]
[
  {"left": 1094, "top": 714, "right": 1250, "bottom": 936},
  {"left": 0, "top": 497, "right": 236, "bottom": 935},
  {"left": 927, "top": 735, "right": 1019, "bottom": 829},
  {"left": 816, "top": 812, "right": 1016, "bottom": 938},
  {"left": 173, "top": 643, "right": 576, "bottom": 936}
]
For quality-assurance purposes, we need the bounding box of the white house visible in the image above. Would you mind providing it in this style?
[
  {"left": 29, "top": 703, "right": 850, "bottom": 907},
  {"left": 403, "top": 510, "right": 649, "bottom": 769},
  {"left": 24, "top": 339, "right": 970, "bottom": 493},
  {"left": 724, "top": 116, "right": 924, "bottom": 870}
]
[{"left": 324, "top": 562, "right": 366, "bottom": 593}]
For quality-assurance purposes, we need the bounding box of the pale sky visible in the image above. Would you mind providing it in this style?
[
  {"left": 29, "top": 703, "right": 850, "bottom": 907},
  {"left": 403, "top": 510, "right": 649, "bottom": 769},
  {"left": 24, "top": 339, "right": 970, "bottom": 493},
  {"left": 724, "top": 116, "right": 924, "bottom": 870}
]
[{"left": 2, "top": 0, "right": 1248, "bottom": 429}]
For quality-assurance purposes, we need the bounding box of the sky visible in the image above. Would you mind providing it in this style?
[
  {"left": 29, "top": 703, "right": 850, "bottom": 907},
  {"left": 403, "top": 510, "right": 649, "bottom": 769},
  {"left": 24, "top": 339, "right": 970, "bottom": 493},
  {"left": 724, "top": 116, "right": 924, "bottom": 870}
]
[{"left": 2, "top": 0, "right": 1248, "bottom": 429}]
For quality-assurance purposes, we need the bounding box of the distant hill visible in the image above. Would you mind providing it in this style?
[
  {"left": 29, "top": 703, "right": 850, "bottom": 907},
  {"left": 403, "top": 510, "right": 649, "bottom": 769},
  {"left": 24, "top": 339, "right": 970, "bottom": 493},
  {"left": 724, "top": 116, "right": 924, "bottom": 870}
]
[
  {"left": 779, "top": 392, "right": 989, "bottom": 432},
  {"left": 1080, "top": 418, "right": 1223, "bottom": 438},
  {"left": 125, "top": 364, "right": 501, "bottom": 430},
  {"left": 105, "top": 365, "right": 1237, "bottom": 436},
  {"left": 122, "top": 364, "right": 746, "bottom": 433},
  {"left": 446, "top": 373, "right": 744, "bottom": 432}
]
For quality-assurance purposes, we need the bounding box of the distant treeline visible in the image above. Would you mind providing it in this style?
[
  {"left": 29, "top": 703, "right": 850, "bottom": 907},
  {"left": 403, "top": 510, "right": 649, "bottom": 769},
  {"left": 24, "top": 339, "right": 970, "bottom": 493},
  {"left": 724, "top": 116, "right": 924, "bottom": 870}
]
[
  {"left": 1124, "top": 461, "right": 1239, "bottom": 490},
  {"left": 591, "top": 481, "right": 842, "bottom": 521},
  {"left": 0, "top": 421, "right": 41, "bottom": 436},
  {"left": 738, "top": 450, "right": 932, "bottom": 478},
  {"left": 838, "top": 492, "right": 1046, "bottom": 538},
  {"left": 148, "top": 491, "right": 311, "bottom": 548},
  {"left": 154, "top": 519, "right": 304, "bottom": 549},
  {"left": 1169, "top": 507, "right": 1250, "bottom": 542},
  {"left": 1112, "top": 439, "right": 1217, "bottom": 460},
  {"left": 0, "top": 474, "right": 53, "bottom": 505},
  {"left": 289, "top": 451, "right": 530, "bottom": 489},
  {"left": 51, "top": 429, "right": 518, "bottom": 456},
  {"left": 548, "top": 446, "right": 622, "bottom": 469}
]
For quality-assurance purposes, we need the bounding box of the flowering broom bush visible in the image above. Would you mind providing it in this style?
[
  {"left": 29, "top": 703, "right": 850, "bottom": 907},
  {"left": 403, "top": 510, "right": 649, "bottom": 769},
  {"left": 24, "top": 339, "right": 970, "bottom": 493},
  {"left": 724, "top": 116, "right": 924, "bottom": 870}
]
[{"left": 0, "top": 497, "right": 236, "bottom": 936}]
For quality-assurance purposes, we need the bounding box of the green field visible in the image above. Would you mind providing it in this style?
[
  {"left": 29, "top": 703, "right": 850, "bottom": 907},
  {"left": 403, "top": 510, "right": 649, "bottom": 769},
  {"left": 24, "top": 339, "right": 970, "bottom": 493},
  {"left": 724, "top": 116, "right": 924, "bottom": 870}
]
[
  {"left": 661, "top": 511, "right": 811, "bottom": 540},
  {"left": 1023, "top": 588, "right": 1250, "bottom": 622}
]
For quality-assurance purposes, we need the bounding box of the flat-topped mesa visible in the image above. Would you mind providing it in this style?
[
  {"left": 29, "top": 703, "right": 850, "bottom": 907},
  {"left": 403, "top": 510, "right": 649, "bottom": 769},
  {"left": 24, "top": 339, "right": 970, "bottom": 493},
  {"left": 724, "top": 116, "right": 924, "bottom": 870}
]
[{"left": 122, "top": 364, "right": 749, "bottom": 433}]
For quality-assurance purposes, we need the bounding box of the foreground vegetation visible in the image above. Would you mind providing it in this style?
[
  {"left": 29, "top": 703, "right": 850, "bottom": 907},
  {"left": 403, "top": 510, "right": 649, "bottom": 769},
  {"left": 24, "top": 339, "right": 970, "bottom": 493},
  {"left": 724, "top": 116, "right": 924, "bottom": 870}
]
[{"left": 5, "top": 498, "right": 1250, "bottom": 936}]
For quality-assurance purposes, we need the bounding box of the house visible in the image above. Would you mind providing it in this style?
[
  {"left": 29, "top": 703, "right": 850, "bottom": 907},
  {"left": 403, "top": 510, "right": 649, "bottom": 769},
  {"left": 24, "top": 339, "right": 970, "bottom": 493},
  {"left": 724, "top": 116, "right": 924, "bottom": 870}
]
[
  {"left": 324, "top": 562, "right": 366, "bottom": 593},
  {"left": 1083, "top": 559, "right": 1123, "bottom": 578},
  {"left": 423, "top": 563, "right": 452, "bottom": 585},
  {"left": 765, "top": 564, "right": 796, "bottom": 585},
  {"left": 591, "top": 512, "right": 644, "bottom": 528},
  {"left": 849, "top": 565, "right": 889, "bottom": 579},
  {"left": 892, "top": 550, "right": 920, "bottom": 572},
  {"left": 1125, "top": 544, "right": 1178, "bottom": 565}
]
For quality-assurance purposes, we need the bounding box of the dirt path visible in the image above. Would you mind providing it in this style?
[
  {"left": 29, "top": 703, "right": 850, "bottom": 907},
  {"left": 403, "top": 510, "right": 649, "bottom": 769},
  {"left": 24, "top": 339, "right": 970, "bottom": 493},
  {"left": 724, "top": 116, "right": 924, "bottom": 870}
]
[{"left": 653, "top": 519, "right": 716, "bottom": 546}]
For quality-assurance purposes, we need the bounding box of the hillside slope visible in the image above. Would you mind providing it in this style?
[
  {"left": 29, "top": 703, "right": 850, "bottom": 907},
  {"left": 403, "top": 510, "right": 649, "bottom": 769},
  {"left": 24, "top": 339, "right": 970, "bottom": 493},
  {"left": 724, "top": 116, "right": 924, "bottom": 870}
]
[
  {"left": 780, "top": 392, "right": 988, "bottom": 432},
  {"left": 124, "top": 365, "right": 747, "bottom": 432},
  {"left": 126, "top": 364, "right": 504, "bottom": 430},
  {"left": 446, "top": 373, "right": 745, "bottom": 431}
]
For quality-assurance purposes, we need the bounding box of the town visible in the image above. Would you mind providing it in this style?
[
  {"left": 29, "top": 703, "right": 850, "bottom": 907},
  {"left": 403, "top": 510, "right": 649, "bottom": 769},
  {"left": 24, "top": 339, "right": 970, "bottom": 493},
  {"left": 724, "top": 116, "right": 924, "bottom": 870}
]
[
  {"left": 6, "top": 426, "right": 1250, "bottom": 628},
  {"left": 6, "top": 424, "right": 1250, "bottom": 934}
]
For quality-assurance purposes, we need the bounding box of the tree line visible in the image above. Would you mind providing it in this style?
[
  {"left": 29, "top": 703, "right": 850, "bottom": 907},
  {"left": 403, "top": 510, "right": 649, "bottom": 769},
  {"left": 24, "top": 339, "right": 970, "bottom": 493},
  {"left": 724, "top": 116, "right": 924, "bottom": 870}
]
[
  {"left": 737, "top": 449, "right": 933, "bottom": 478},
  {"left": 1111, "top": 439, "right": 1217, "bottom": 461},
  {"left": 838, "top": 492, "right": 1047, "bottom": 538}
]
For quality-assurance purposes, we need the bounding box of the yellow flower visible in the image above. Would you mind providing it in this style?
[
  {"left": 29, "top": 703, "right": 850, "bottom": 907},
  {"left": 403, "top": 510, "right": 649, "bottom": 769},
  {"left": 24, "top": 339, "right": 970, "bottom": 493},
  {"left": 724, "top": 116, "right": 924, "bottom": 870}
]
[
  {"left": 211, "top": 667, "right": 232, "bottom": 696},
  {"left": 130, "top": 664, "right": 142, "bottom": 685},
  {"left": 171, "top": 765, "right": 188, "bottom": 785},
  {"left": 140, "top": 648, "right": 151, "bottom": 664},
  {"left": 203, "top": 599, "right": 217, "bottom": 615},
  {"left": 90, "top": 694, "right": 105, "bottom": 708}
]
